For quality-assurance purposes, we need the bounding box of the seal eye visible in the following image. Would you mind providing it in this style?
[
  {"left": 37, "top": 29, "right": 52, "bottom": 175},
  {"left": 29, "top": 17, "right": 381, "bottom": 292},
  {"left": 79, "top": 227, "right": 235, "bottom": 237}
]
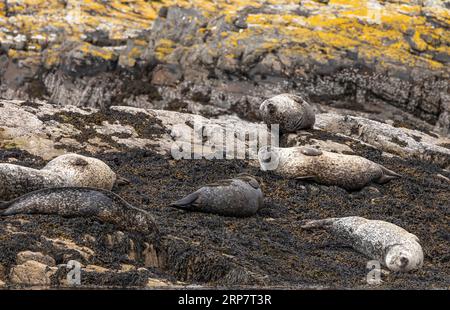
[{"left": 267, "top": 103, "right": 276, "bottom": 114}]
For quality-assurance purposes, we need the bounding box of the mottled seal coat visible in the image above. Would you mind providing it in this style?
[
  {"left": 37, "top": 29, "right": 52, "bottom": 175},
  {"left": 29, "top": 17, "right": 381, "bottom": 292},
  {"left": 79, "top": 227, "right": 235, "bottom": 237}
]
[
  {"left": 259, "top": 94, "right": 315, "bottom": 132},
  {"left": 0, "top": 187, "right": 157, "bottom": 235},
  {"left": 169, "top": 175, "right": 264, "bottom": 217},
  {"left": 0, "top": 153, "right": 117, "bottom": 200},
  {"left": 258, "top": 146, "right": 400, "bottom": 190},
  {"left": 301, "top": 217, "right": 424, "bottom": 272}
]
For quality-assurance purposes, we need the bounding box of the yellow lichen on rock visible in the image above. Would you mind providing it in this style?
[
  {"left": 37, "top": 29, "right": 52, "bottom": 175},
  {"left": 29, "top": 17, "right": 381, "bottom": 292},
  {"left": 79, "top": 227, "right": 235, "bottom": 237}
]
[
  {"left": 154, "top": 38, "right": 176, "bottom": 61},
  {"left": 0, "top": 0, "right": 448, "bottom": 74}
]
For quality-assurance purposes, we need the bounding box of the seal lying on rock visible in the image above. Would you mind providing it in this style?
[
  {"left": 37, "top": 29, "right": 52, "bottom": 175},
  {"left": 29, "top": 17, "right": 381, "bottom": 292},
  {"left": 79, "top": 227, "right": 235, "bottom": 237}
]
[
  {"left": 0, "top": 153, "right": 117, "bottom": 200},
  {"left": 301, "top": 216, "right": 424, "bottom": 272},
  {"left": 0, "top": 187, "right": 158, "bottom": 235},
  {"left": 258, "top": 146, "right": 400, "bottom": 190},
  {"left": 259, "top": 94, "right": 315, "bottom": 132},
  {"left": 169, "top": 175, "right": 264, "bottom": 217}
]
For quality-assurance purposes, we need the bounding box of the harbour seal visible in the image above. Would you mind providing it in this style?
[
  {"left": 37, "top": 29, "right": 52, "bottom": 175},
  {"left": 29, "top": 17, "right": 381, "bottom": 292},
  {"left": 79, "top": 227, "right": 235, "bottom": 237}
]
[
  {"left": 301, "top": 216, "right": 424, "bottom": 272},
  {"left": 0, "top": 153, "right": 117, "bottom": 200},
  {"left": 259, "top": 93, "right": 315, "bottom": 132},
  {"left": 258, "top": 146, "right": 400, "bottom": 190},
  {"left": 0, "top": 187, "right": 158, "bottom": 235},
  {"left": 169, "top": 175, "right": 264, "bottom": 217}
]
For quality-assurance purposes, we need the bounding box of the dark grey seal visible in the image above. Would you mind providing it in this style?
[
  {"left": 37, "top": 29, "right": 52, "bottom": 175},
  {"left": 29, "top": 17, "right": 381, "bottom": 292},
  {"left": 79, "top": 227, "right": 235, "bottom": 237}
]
[
  {"left": 302, "top": 216, "right": 424, "bottom": 272},
  {"left": 0, "top": 187, "right": 158, "bottom": 235},
  {"left": 169, "top": 175, "right": 264, "bottom": 217}
]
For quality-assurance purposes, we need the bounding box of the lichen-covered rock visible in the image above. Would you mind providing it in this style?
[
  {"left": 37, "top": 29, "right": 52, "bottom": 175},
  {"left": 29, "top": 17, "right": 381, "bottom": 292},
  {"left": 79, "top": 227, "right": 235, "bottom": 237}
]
[{"left": 0, "top": 1, "right": 448, "bottom": 134}]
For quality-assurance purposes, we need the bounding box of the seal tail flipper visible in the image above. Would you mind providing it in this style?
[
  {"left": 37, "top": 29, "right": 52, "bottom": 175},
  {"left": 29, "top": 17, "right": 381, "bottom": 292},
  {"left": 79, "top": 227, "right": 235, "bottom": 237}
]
[
  {"left": 377, "top": 166, "right": 402, "bottom": 184},
  {"left": 169, "top": 192, "right": 200, "bottom": 210},
  {"left": 300, "top": 218, "right": 337, "bottom": 229}
]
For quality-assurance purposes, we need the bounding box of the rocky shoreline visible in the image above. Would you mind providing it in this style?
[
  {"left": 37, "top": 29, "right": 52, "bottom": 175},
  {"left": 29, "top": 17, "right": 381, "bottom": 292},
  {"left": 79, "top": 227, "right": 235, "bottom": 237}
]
[
  {"left": 0, "top": 0, "right": 449, "bottom": 289},
  {"left": 0, "top": 1, "right": 449, "bottom": 134},
  {"left": 0, "top": 99, "right": 448, "bottom": 289}
]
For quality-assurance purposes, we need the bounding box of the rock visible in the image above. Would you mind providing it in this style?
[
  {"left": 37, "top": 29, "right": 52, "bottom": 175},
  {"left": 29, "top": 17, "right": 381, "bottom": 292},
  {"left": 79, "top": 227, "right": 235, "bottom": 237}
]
[
  {"left": 84, "top": 265, "right": 110, "bottom": 273},
  {"left": 315, "top": 113, "right": 450, "bottom": 167},
  {"left": 151, "top": 64, "right": 183, "bottom": 86},
  {"left": 16, "top": 251, "right": 56, "bottom": 267},
  {"left": 146, "top": 278, "right": 172, "bottom": 288},
  {"left": 0, "top": 263, "right": 6, "bottom": 281},
  {"left": 9, "top": 260, "right": 57, "bottom": 286},
  {"left": 1, "top": 99, "right": 448, "bottom": 168},
  {"left": 60, "top": 42, "right": 118, "bottom": 78},
  {"left": 42, "top": 236, "right": 95, "bottom": 261},
  {"left": 0, "top": 2, "right": 448, "bottom": 134}
]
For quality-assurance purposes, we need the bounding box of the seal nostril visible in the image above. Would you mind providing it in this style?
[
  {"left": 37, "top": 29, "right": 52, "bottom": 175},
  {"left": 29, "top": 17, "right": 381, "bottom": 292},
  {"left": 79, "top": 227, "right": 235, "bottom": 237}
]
[
  {"left": 263, "top": 155, "right": 272, "bottom": 163},
  {"left": 400, "top": 257, "right": 409, "bottom": 268}
]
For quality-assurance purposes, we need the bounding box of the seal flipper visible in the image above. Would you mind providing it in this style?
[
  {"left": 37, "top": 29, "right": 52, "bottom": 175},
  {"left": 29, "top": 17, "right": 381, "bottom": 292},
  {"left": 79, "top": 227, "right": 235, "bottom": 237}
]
[
  {"left": 169, "top": 192, "right": 200, "bottom": 210},
  {"left": 300, "top": 218, "right": 337, "bottom": 229},
  {"left": 377, "top": 166, "right": 401, "bottom": 184}
]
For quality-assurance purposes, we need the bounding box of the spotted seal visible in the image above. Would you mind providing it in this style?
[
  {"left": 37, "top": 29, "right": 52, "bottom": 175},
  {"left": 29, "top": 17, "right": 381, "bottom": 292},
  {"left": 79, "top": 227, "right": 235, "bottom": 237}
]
[
  {"left": 0, "top": 187, "right": 157, "bottom": 234},
  {"left": 0, "top": 153, "right": 117, "bottom": 200},
  {"left": 301, "top": 216, "right": 424, "bottom": 272},
  {"left": 169, "top": 175, "right": 264, "bottom": 217},
  {"left": 259, "top": 93, "right": 315, "bottom": 132},
  {"left": 258, "top": 146, "right": 400, "bottom": 190}
]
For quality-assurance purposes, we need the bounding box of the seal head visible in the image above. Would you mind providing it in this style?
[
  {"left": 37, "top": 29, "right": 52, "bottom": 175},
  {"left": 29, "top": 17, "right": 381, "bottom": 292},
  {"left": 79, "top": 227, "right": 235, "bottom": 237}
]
[
  {"left": 259, "top": 93, "right": 316, "bottom": 133},
  {"left": 385, "top": 243, "right": 424, "bottom": 272}
]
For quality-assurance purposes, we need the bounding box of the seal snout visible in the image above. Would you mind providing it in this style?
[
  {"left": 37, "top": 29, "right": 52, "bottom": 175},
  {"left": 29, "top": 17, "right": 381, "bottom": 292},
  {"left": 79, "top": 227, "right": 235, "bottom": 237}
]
[
  {"left": 385, "top": 244, "right": 423, "bottom": 272},
  {"left": 257, "top": 146, "right": 280, "bottom": 171}
]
